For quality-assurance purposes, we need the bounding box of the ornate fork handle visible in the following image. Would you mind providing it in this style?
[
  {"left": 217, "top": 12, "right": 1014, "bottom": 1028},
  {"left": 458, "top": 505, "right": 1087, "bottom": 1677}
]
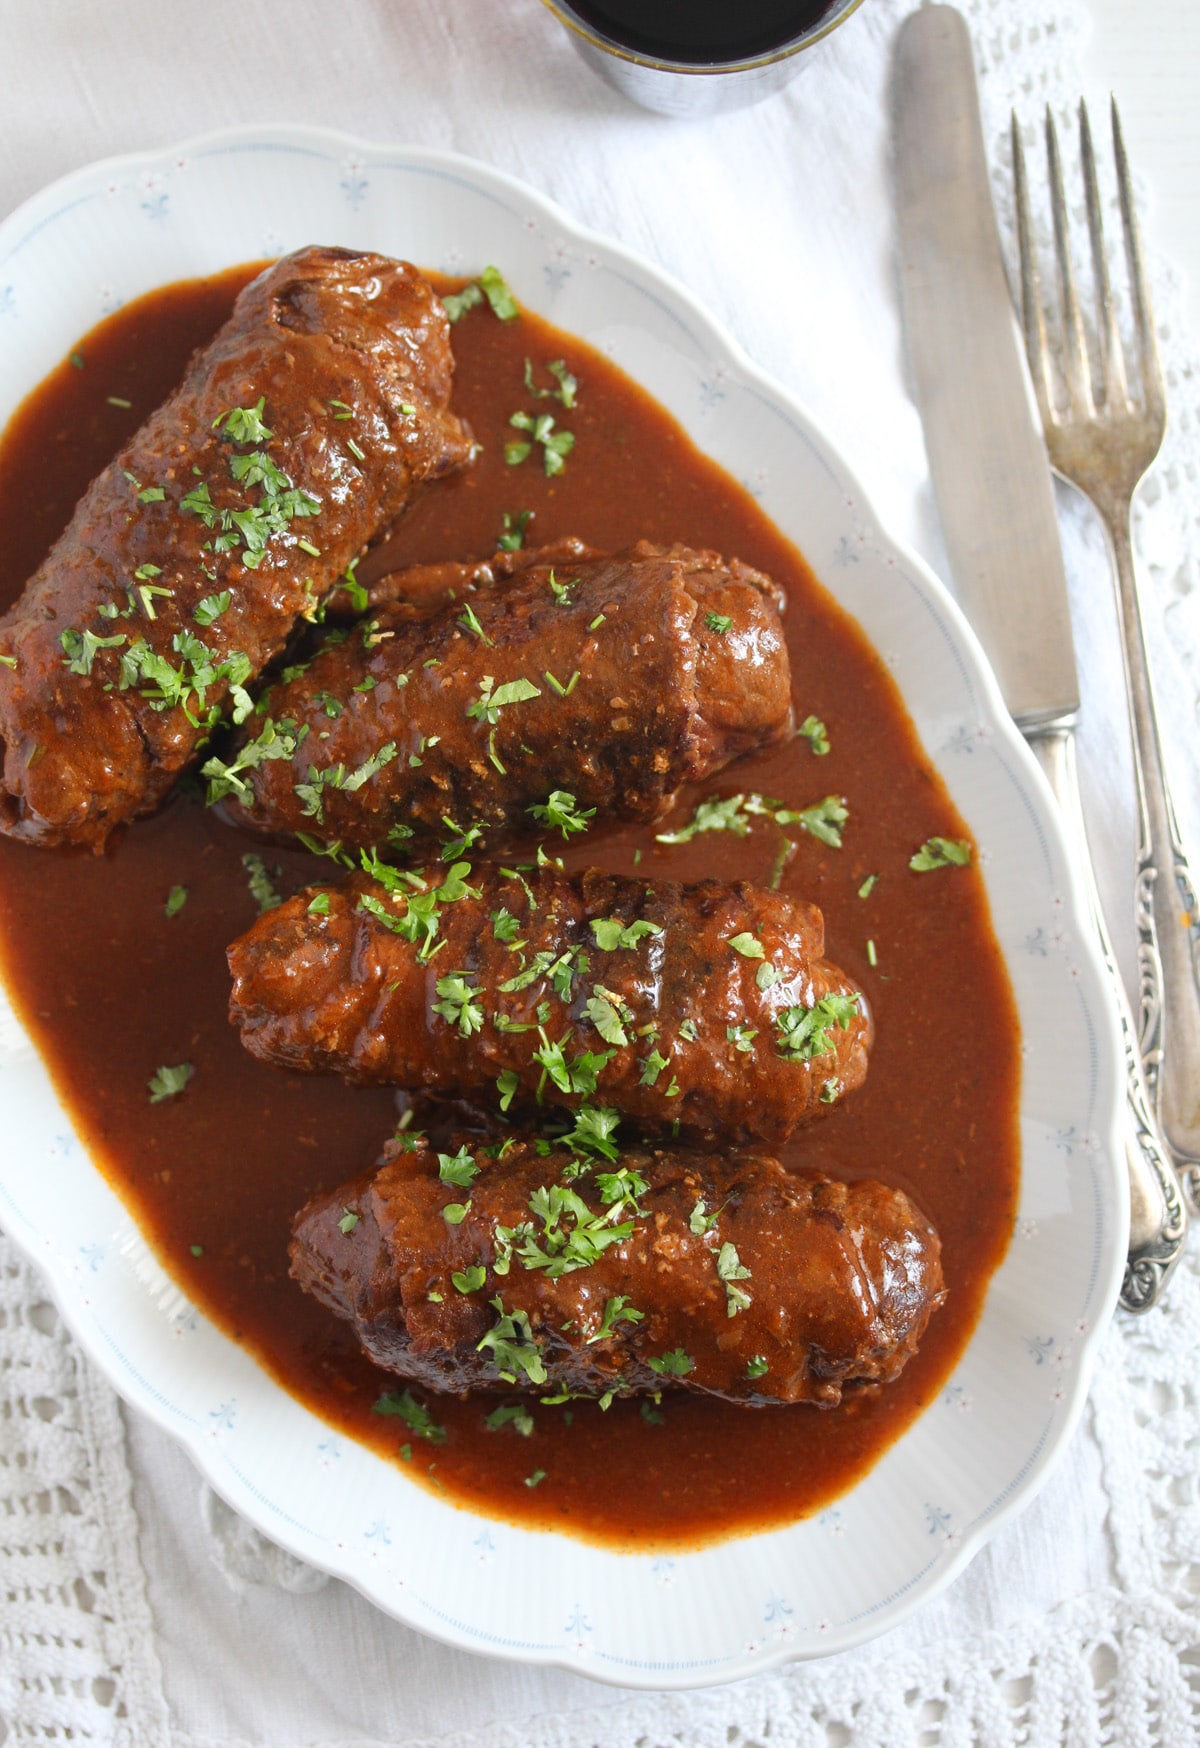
[
  {"left": 1030, "top": 727, "right": 1188, "bottom": 1309},
  {"left": 1103, "top": 503, "right": 1200, "bottom": 1201}
]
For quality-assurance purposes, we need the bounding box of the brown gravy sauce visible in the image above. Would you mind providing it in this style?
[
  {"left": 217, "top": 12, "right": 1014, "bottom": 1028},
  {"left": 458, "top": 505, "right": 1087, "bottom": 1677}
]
[{"left": 0, "top": 265, "right": 1020, "bottom": 1550}]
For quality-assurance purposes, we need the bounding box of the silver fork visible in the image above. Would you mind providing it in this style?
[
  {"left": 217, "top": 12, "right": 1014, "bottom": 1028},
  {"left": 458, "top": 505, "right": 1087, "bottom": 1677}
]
[{"left": 1012, "top": 101, "right": 1200, "bottom": 1211}]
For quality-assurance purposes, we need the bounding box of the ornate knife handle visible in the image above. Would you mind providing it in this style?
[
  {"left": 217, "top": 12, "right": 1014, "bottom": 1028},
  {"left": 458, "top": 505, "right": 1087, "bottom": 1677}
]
[
  {"left": 1106, "top": 511, "right": 1200, "bottom": 1205},
  {"left": 1030, "top": 728, "right": 1187, "bottom": 1311}
]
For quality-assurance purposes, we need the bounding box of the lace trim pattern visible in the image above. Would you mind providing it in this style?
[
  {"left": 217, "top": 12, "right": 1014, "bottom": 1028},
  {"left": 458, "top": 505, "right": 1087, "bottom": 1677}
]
[{"left": 3, "top": 1, "right": 1200, "bottom": 1743}]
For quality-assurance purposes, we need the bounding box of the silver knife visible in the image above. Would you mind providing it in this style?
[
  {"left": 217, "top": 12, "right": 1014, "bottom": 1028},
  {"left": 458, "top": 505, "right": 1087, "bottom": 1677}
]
[{"left": 891, "top": 2, "right": 1187, "bottom": 1311}]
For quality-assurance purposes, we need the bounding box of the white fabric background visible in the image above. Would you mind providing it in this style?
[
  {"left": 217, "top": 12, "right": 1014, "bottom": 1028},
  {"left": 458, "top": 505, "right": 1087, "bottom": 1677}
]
[{"left": 2, "top": 2, "right": 1199, "bottom": 1744}]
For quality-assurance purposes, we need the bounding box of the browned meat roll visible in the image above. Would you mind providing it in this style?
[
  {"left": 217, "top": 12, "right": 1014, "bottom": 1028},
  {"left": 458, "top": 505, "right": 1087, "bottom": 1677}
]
[
  {"left": 210, "top": 540, "right": 792, "bottom": 852},
  {"left": 0, "top": 246, "right": 473, "bottom": 850},
  {"left": 228, "top": 863, "right": 871, "bottom": 1146},
  {"left": 291, "top": 1134, "right": 944, "bottom": 1406}
]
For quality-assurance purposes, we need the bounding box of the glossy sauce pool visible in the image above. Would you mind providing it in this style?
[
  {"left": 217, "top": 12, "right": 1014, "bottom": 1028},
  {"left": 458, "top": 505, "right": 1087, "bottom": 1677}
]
[{"left": 0, "top": 265, "right": 1020, "bottom": 1550}]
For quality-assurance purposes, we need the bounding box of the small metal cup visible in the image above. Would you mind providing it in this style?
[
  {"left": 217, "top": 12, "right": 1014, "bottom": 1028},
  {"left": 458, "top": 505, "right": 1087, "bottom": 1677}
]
[{"left": 541, "top": 0, "right": 866, "bottom": 116}]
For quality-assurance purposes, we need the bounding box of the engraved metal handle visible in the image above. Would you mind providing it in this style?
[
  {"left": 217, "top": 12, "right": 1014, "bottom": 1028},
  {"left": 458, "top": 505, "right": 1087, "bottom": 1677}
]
[
  {"left": 1029, "top": 728, "right": 1187, "bottom": 1310},
  {"left": 1104, "top": 507, "right": 1200, "bottom": 1206}
]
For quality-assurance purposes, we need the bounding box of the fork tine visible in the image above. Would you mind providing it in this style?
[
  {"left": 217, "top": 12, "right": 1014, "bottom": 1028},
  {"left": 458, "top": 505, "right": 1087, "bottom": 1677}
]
[
  {"left": 1111, "top": 97, "right": 1167, "bottom": 422},
  {"left": 1011, "top": 113, "right": 1057, "bottom": 426},
  {"left": 1045, "top": 105, "right": 1095, "bottom": 415},
  {"left": 1078, "top": 100, "right": 1128, "bottom": 410}
]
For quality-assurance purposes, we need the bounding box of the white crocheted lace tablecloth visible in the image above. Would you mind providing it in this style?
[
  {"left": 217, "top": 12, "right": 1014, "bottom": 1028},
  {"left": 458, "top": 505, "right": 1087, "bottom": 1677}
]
[{"left": 2, "top": 2, "right": 1198, "bottom": 1743}]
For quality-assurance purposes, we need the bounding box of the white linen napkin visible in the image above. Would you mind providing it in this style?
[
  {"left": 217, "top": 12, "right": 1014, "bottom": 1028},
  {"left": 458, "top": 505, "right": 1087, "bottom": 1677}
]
[{"left": 2, "top": 2, "right": 1198, "bottom": 1743}]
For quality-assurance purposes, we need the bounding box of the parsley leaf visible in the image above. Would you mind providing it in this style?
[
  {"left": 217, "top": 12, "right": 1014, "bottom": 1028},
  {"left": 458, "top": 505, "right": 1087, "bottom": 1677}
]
[
  {"left": 910, "top": 836, "right": 973, "bottom": 871},
  {"left": 241, "top": 852, "right": 282, "bottom": 914},
  {"left": 798, "top": 714, "right": 830, "bottom": 755},
  {"left": 589, "top": 1295, "right": 643, "bottom": 1343},
  {"left": 477, "top": 1299, "right": 547, "bottom": 1385},
  {"left": 727, "top": 931, "right": 764, "bottom": 959},
  {"left": 717, "top": 1242, "right": 752, "bottom": 1316},
  {"left": 451, "top": 1263, "right": 488, "bottom": 1294},
  {"left": 647, "top": 1348, "right": 694, "bottom": 1377},
  {"left": 164, "top": 884, "right": 188, "bottom": 918},
  {"left": 589, "top": 916, "right": 662, "bottom": 952},
  {"left": 523, "top": 356, "right": 578, "bottom": 408},
  {"left": 797, "top": 795, "right": 848, "bottom": 848},
  {"left": 466, "top": 674, "right": 542, "bottom": 724},
  {"left": 484, "top": 1402, "right": 535, "bottom": 1436},
  {"left": 528, "top": 790, "right": 595, "bottom": 838},
  {"left": 583, "top": 990, "right": 630, "bottom": 1048},
  {"left": 775, "top": 992, "right": 860, "bottom": 1062},
  {"left": 498, "top": 508, "right": 533, "bottom": 551},
  {"left": 148, "top": 1062, "right": 193, "bottom": 1103},
  {"left": 372, "top": 1388, "right": 446, "bottom": 1443},
  {"left": 437, "top": 1146, "right": 479, "bottom": 1189},
  {"left": 705, "top": 611, "right": 732, "bottom": 634}
]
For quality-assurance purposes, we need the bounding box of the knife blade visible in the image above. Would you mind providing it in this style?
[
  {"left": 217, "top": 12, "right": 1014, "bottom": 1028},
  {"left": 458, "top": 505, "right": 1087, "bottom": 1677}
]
[
  {"left": 893, "top": 5, "right": 1077, "bottom": 731},
  {"left": 891, "top": 3, "right": 1187, "bottom": 1309}
]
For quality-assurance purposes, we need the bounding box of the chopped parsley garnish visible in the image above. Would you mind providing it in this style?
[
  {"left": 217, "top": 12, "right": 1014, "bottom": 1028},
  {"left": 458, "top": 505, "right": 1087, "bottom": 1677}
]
[
  {"left": 148, "top": 1062, "right": 193, "bottom": 1104},
  {"left": 451, "top": 1263, "right": 487, "bottom": 1294},
  {"left": 163, "top": 884, "right": 188, "bottom": 918},
  {"left": 775, "top": 992, "right": 860, "bottom": 1062},
  {"left": 294, "top": 741, "right": 399, "bottom": 822},
  {"left": 524, "top": 1469, "right": 547, "bottom": 1489},
  {"left": 372, "top": 1388, "right": 446, "bottom": 1443},
  {"left": 583, "top": 989, "right": 630, "bottom": 1048},
  {"left": 798, "top": 714, "right": 830, "bottom": 755},
  {"left": 433, "top": 973, "right": 484, "bottom": 1035},
  {"left": 866, "top": 938, "right": 878, "bottom": 967},
  {"left": 477, "top": 1299, "right": 547, "bottom": 1385},
  {"left": 241, "top": 852, "right": 282, "bottom": 913},
  {"left": 441, "top": 1201, "right": 471, "bottom": 1226},
  {"left": 726, "top": 1024, "right": 757, "bottom": 1054},
  {"left": 338, "top": 1207, "right": 360, "bottom": 1234},
  {"left": 505, "top": 409, "right": 575, "bottom": 477},
  {"left": 212, "top": 398, "right": 273, "bottom": 443},
  {"left": 746, "top": 1355, "right": 769, "bottom": 1378},
  {"left": 528, "top": 790, "right": 594, "bottom": 838},
  {"left": 60, "top": 627, "right": 127, "bottom": 677},
  {"left": 689, "top": 1199, "right": 721, "bottom": 1235},
  {"left": 589, "top": 1295, "right": 643, "bottom": 1343},
  {"left": 498, "top": 508, "right": 533, "bottom": 550},
  {"left": 858, "top": 874, "right": 878, "bottom": 899},
  {"left": 705, "top": 611, "right": 733, "bottom": 634},
  {"left": 558, "top": 1103, "right": 622, "bottom": 1162},
  {"left": 654, "top": 791, "right": 756, "bottom": 844},
  {"left": 717, "top": 1242, "right": 752, "bottom": 1316},
  {"left": 457, "top": 601, "right": 493, "bottom": 645},
  {"left": 910, "top": 836, "right": 973, "bottom": 871},
  {"left": 595, "top": 1165, "right": 648, "bottom": 1213},
  {"left": 107, "top": 395, "right": 132, "bottom": 409},
  {"left": 444, "top": 265, "right": 519, "bottom": 323},
  {"left": 638, "top": 1049, "right": 670, "bottom": 1086},
  {"left": 484, "top": 1402, "right": 535, "bottom": 1437},
  {"left": 497, "top": 1068, "right": 521, "bottom": 1111},
  {"left": 437, "top": 1146, "right": 479, "bottom": 1189},
  {"left": 647, "top": 1348, "right": 694, "bottom": 1378},
  {"left": 589, "top": 916, "right": 662, "bottom": 952},
  {"left": 543, "top": 667, "right": 581, "bottom": 698},
  {"left": 727, "top": 931, "right": 764, "bottom": 959},
  {"left": 498, "top": 1183, "right": 635, "bottom": 1279},
  {"left": 202, "top": 714, "right": 304, "bottom": 803},
  {"left": 820, "top": 1077, "right": 841, "bottom": 1104},
  {"left": 796, "top": 795, "right": 848, "bottom": 848},
  {"left": 193, "top": 590, "right": 232, "bottom": 627},
  {"left": 491, "top": 906, "right": 522, "bottom": 944},
  {"left": 523, "top": 356, "right": 578, "bottom": 408},
  {"left": 466, "top": 674, "right": 542, "bottom": 724},
  {"left": 755, "top": 961, "right": 778, "bottom": 990}
]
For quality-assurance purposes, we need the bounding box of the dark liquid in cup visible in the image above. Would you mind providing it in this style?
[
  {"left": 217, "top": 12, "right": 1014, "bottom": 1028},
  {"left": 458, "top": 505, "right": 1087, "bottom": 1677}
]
[{"left": 567, "top": 0, "right": 841, "bottom": 64}]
